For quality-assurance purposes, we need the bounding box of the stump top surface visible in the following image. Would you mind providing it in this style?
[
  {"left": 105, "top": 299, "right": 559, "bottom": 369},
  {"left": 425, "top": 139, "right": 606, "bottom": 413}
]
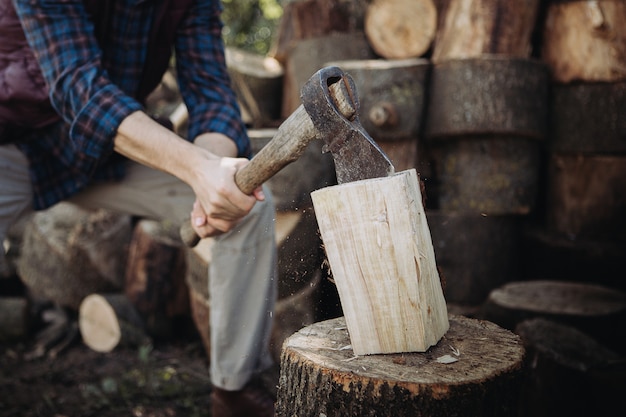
[{"left": 284, "top": 315, "right": 524, "bottom": 386}]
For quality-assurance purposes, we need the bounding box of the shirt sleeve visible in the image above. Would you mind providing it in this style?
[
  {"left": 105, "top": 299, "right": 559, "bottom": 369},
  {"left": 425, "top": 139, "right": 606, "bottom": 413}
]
[
  {"left": 174, "top": 0, "right": 251, "bottom": 158},
  {"left": 13, "top": 0, "right": 142, "bottom": 174}
]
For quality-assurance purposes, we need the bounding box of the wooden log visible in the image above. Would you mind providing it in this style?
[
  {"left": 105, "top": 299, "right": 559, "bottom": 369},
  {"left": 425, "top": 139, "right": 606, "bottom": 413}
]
[
  {"left": 311, "top": 169, "right": 448, "bottom": 355},
  {"left": 431, "top": 0, "right": 541, "bottom": 63},
  {"left": 521, "top": 226, "right": 626, "bottom": 291},
  {"left": 125, "top": 219, "right": 190, "bottom": 339},
  {"left": 249, "top": 128, "right": 336, "bottom": 211},
  {"left": 270, "top": 0, "right": 366, "bottom": 65},
  {"left": 328, "top": 58, "right": 430, "bottom": 141},
  {"left": 17, "top": 202, "right": 133, "bottom": 309},
  {"left": 425, "top": 56, "right": 549, "bottom": 139},
  {"left": 541, "top": 0, "right": 626, "bottom": 83},
  {"left": 546, "top": 154, "right": 626, "bottom": 241},
  {"left": 281, "top": 32, "right": 376, "bottom": 117},
  {"left": 427, "top": 210, "right": 524, "bottom": 305},
  {"left": 78, "top": 293, "right": 151, "bottom": 353},
  {"left": 225, "top": 48, "right": 284, "bottom": 128},
  {"left": 516, "top": 318, "right": 625, "bottom": 417},
  {"left": 424, "top": 136, "right": 542, "bottom": 215},
  {"left": 482, "top": 280, "right": 626, "bottom": 355},
  {"left": 0, "top": 297, "right": 29, "bottom": 341},
  {"left": 364, "top": 0, "right": 437, "bottom": 59},
  {"left": 276, "top": 315, "right": 525, "bottom": 417},
  {"left": 550, "top": 81, "right": 626, "bottom": 154}
]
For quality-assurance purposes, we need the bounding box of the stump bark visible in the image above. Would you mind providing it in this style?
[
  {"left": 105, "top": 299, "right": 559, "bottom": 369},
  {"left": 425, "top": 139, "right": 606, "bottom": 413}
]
[{"left": 276, "top": 315, "right": 526, "bottom": 417}]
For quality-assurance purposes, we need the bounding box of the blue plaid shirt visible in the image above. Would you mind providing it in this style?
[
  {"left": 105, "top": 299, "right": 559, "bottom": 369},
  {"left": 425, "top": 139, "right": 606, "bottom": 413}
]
[{"left": 12, "top": 0, "right": 249, "bottom": 210}]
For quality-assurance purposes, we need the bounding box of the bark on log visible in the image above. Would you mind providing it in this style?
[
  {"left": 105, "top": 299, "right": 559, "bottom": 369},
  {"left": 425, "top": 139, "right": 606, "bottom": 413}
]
[
  {"left": 550, "top": 81, "right": 626, "bottom": 153},
  {"left": 311, "top": 169, "right": 448, "bottom": 355},
  {"left": 275, "top": 315, "right": 526, "bottom": 417},
  {"left": 546, "top": 154, "right": 626, "bottom": 241},
  {"left": 125, "top": 219, "right": 190, "bottom": 339},
  {"left": 364, "top": 0, "right": 437, "bottom": 59},
  {"left": 432, "top": 0, "right": 541, "bottom": 63},
  {"left": 78, "top": 293, "right": 150, "bottom": 353},
  {"left": 225, "top": 48, "right": 284, "bottom": 128},
  {"left": 516, "top": 318, "right": 625, "bottom": 417},
  {"left": 426, "top": 210, "right": 524, "bottom": 305},
  {"left": 541, "top": 0, "right": 626, "bottom": 83},
  {"left": 0, "top": 297, "right": 29, "bottom": 341},
  {"left": 17, "top": 203, "right": 133, "bottom": 309},
  {"left": 482, "top": 280, "right": 626, "bottom": 355}
]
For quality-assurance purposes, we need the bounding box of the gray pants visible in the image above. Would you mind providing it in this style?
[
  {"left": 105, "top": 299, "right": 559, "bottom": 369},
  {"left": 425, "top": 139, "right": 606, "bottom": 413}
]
[{"left": 0, "top": 144, "right": 277, "bottom": 390}]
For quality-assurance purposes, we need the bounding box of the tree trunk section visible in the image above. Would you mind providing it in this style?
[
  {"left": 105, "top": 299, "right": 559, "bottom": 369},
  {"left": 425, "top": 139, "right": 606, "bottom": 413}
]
[
  {"left": 125, "top": 219, "right": 190, "bottom": 339},
  {"left": 541, "top": 0, "right": 626, "bottom": 83},
  {"left": 482, "top": 280, "right": 626, "bottom": 355},
  {"left": 311, "top": 169, "right": 448, "bottom": 355},
  {"left": 225, "top": 48, "right": 284, "bottom": 128},
  {"left": 516, "top": 318, "right": 625, "bottom": 417},
  {"left": 432, "top": 0, "right": 541, "bottom": 63},
  {"left": 364, "top": 0, "right": 437, "bottom": 59},
  {"left": 78, "top": 293, "right": 150, "bottom": 353},
  {"left": 276, "top": 315, "right": 525, "bottom": 417}
]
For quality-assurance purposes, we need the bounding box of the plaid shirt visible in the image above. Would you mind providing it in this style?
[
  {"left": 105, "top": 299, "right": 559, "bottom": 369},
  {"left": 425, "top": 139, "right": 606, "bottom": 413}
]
[{"left": 11, "top": 0, "right": 249, "bottom": 210}]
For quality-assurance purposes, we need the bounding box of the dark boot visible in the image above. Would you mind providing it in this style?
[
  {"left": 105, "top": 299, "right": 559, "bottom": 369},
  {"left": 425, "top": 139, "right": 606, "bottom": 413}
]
[{"left": 211, "top": 383, "right": 275, "bottom": 417}]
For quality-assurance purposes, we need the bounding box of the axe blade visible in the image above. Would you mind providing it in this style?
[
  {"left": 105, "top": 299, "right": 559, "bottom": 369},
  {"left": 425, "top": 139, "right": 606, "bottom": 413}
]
[{"left": 301, "top": 66, "right": 395, "bottom": 184}]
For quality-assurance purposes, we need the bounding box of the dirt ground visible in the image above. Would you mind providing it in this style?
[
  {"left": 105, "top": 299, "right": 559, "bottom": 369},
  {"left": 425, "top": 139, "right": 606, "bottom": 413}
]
[{"left": 0, "top": 276, "right": 281, "bottom": 417}]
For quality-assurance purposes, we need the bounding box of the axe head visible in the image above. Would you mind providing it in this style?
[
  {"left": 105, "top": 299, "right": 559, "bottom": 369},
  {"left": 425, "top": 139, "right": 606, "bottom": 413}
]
[{"left": 301, "top": 66, "right": 395, "bottom": 184}]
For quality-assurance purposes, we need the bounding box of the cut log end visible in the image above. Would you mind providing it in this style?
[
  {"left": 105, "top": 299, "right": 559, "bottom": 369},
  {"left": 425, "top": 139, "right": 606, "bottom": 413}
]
[{"left": 79, "top": 294, "right": 122, "bottom": 353}]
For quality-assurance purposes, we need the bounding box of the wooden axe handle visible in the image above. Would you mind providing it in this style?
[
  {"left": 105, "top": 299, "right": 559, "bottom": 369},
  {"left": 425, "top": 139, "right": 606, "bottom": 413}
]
[{"left": 180, "top": 80, "right": 355, "bottom": 247}]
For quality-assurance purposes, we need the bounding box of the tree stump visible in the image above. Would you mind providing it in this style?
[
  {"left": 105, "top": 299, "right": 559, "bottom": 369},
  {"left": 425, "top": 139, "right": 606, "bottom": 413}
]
[
  {"left": 432, "top": 0, "right": 541, "bottom": 63},
  {"left": 125, "top": 219, "right": 190, "bottom": 339},
  {"left": 541, "top": 0, "right": 626, "bottom": 83},
  {"left": 225, "top": 48, "right": 284, "bottom": 128},
  {"left": 364, "top": 0, "right": 437, "bottom": 59},
  {"left": 516, "top": 318, "right": 625, "bottom": 417},
  {"left": 311, "top": 169, "right": 448, "bottom": 355},
  {"left": 17, "top": 202, "right": 133, "bottom": 309},
  {"left": 482, "top": 280, "right": 626, "bottom": 355},
  {"left": 276, "top": 315, "right": 526, "bottom": 417},
  {"left": 78, "top": 293, "right": 150, "bottom": 353}
]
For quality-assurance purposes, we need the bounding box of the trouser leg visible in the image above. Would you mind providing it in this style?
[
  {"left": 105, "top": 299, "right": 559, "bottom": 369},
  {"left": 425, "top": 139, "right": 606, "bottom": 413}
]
[{"left": 69, "top": 161, "right": 278, "bottom": 390}]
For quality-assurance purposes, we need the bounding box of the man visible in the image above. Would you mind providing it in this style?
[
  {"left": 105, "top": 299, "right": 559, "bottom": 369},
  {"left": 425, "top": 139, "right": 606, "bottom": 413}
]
[{"left": 0, "top": 1, "right": 277, "bottom": 416}]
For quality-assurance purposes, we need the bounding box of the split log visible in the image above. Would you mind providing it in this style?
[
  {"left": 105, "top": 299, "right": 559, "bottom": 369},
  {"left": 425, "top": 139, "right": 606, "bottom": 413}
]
[
  {"left": 426, "top": 211, "right": 524, "bottom": 305},
  {"left": 17, "top": 202, "right": 133, "bottom": 309},
  {"left": 225, "top": 48, "right": 284, "bottom": 128},
  {"left": 281, "top": 32, "right": 375, "bottom": 117},
  {"left": 276, "top": 315, "right": 525, "bottom": 417},
  {"left": 516, "top": 318, "right": 625, "bottom": 417},
  {"left": 364, "top": 0, "right": 437, "bottom": 59},
  {"left": 311, "top": 169, "right": 448, "bottom": 355},
  {"left": 0, "top": 297, "right": 29, "bottom": 341},
  {"left": 432, "top": 0, "right": 541, "bottom": 63},
  {"left": 541, "top": 0, "right": 626, "bottom": 83},
  {"left": 125, "top": 219, "right": 190, "bottom": 339},
  {"left": 546, "top": 154, "right": 626, "bottom": 241},
  {"left": 482, "top": 280, "right": 626, "bottom": 355},
  {"left": 249, "top": 128, "right": 336, "bottom": 211},
  {"left": 78, "top": 293, "right": 150, "bottom": 353}
]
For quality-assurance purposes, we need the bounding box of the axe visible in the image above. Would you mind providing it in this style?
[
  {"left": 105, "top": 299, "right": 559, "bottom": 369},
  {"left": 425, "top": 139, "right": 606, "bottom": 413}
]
[{"left": 181, "top": 66, "right": 394, "bottom": 247}]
